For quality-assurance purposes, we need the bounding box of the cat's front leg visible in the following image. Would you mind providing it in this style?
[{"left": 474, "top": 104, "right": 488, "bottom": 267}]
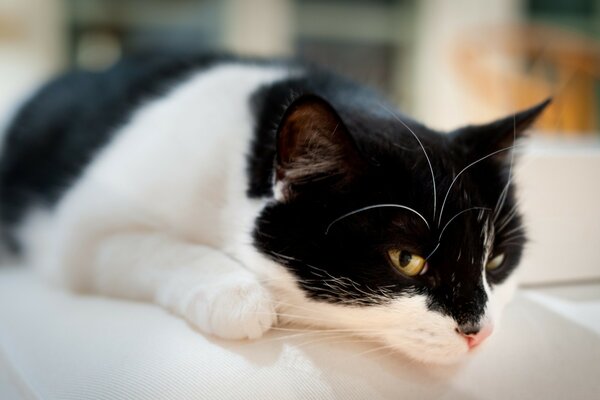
[
  {"left": 68, "top": 231, "right": 277, "bottom": 340},
  {"left": 155, "top": 252, "right": 278, "bottom": 340}
]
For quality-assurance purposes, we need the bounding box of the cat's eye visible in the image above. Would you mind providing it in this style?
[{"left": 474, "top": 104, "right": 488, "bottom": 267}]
[
  {"left": 486, "top": 253, "right": 505, "bottom": 271},
  {"left": 387, "top": 249, "right": 427, "bottom": 277}
]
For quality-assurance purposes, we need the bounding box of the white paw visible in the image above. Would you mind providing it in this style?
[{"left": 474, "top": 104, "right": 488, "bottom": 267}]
[
  {"left": 157, "top": 272, "right": 277, "bottom": 340},
  {"left": 187, "top": 280, "right": 277, "bottom": 340}
]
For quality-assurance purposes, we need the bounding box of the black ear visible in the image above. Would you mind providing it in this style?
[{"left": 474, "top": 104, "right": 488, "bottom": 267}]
[
  {"left": 452, "top": 98, "right": 551, "bottom": 160},
  {"left": 275, "top": 95, "right": 363, "bottom": 198}
]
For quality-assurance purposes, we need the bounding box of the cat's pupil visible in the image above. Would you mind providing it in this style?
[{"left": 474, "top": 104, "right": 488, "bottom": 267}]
[{"left": 399, "top": 251, "right": 413, "bottom": 267}]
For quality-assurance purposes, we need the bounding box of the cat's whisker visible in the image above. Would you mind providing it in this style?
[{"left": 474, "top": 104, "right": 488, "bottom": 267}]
[
  {"left": 499, "top": 226, "right": 524, "bottom": 238},
  {"left": 266, "top": 250, "right": 299, "bottom": 262},
  {"left": 260, "top": 331, "right": 359, "bottom": 346},
  {"left": 438, "top": 207, "right": 491, "bottom": 242},
  {"left": 426, "top": 242, "right": 441, "bottom": 261},
  {"left": 258, "top": 311, "right": 339, "bottom": 324},
  {"left": 274, "top": 298, "right": 383, "bottom": 316},
  {"left": 272, "top": 301, "right": 327, "bottom": 315},
  {"left": 496, "top": 204, "right": 520, "bottom": 233},
  {"left": 269, "top": 326, "right": 384, "bottom": 335},
  {"left": 259, "top": 330, "right": 341, "bottom": 344},
  {"left": 437, "top": 144, "right": 524, "bottom": 227},
  {"left": 325, "top": 203, "right": 429, "bottom": 235},
  {"left": 379, "top": 102, "right": 437, "bottom": 221},
  {"left": 493, "top": 183, "right": 511, "bottom": 224},
  {"left": 493, "top": 113, "right": 518, "bottom": 223},
  {"left": 500, "top": 241, "right": 525, "bottom": 247},
  {"left": 302, "top": 264, "right": 395, "bottom": 303},
  {"left": 293, "top": 335, "right": 380, "bottom": 350},
  {"left": 500, "top": 234, "right": 527, "bottom": 242},
  {"left": 366, "top": 348, "right": 399, "bottom": 362},
  {"left": 260, "top": 328, "right": 369, "bottom": 344},
  {"left": 342, "top": 343, "right": 401, "bottom": 362}
]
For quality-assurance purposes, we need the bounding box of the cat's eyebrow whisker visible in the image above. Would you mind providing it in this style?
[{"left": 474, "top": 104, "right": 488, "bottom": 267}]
[
  {"left": 493, "top": 182, "right": 511, "bottom": 223},
  {"left": 499, "top": 226, "right": 524, "bottom": 238},
  {"left": 325, "top": 203, "right": 429, "bottom": 235},
  {"left": 438, "top": 207, "right": 491, "bottom": 242},
  {"left": 496, "top": 203, "right": 520, "bottom": 233},
  {"left": 500, "top": 234, "right": 527, "bottom": 243},
  {"left": 425, "top": 242, "right": 441, "bottom": 261},
  {"left": 493, "top": 113, "right": 518, "bottom": 224},
  {"left": 501, "top": 241, "right": 525, "bottom": 247},
  {"left": 379, "top": 103, "right": 437, "bottom": 221},
  {"left": 437, "top": 144, "right": 523, "bottom": 227}
]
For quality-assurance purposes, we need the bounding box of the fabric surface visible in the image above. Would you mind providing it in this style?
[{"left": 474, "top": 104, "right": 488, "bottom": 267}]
[{"left": 0, "top": 267, "right": 599, "bottom": 400}]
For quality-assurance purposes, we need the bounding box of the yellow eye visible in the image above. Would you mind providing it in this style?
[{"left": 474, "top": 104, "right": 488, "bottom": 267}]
[
  {"left": 387, "top": 249, "right": 427, "bottom": 277},
  {"left": 486, "top": 253, "right": 505, "bottom": 270}
]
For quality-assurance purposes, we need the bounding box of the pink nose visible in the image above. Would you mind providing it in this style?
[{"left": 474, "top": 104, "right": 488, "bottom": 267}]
[{"left": 459, "top": 324, "right": 493, "bottom": 349}]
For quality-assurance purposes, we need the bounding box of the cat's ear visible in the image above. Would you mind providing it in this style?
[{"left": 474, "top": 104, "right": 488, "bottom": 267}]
[
  {"left": 452, "top": 98, "right": 551, "bottom": 161},
  {"left": 275, "top": 95, "right": 363, "bottom": 200}
]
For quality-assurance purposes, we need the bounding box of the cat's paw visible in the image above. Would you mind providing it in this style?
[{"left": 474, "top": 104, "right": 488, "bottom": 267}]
[
  {"left": 157, "top": 272, "right": 277, "bottom": 340},
  {"left": 186, "top": 280, "right": 277, "bottom": 340}
]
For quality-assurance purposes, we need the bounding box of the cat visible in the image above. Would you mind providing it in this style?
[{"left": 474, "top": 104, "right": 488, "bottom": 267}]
[{"left": 0, "top": 53, "right": 549, "bottom": 364}]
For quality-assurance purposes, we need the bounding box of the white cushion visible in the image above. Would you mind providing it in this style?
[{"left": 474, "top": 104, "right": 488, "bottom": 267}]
[{"left": 1, "top": 267, "right": 599, "bottom": 399}]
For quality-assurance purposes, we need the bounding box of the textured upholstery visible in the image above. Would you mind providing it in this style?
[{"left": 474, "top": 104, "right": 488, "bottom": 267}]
[{"left": 1, "top": 267, "right": 599, "bottom": 400}]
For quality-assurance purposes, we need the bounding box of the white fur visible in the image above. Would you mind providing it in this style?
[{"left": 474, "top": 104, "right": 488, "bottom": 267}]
[{"left": 14, "top": 62, "right": 517, "bottom": 364}]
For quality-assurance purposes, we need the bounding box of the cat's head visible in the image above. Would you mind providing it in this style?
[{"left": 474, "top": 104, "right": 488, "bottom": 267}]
[{"left": 253, "top": 94, "right": 549, "bottom": 364}]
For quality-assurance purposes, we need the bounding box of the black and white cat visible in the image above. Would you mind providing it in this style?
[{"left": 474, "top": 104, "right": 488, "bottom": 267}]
[{"left": 0, "top": 53, "right": 549, "bottom": 364}]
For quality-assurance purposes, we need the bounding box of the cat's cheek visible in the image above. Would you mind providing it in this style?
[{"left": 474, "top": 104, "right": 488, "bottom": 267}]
[
  {"left": 376, "top": 296, "right": 470, "bottom": 364},
  {"left": 484, "top": 273, "right": 518, "bottom": 330}
]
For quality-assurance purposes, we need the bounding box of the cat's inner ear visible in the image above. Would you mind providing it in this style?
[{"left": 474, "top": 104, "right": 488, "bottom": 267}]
[
  {"left": 452, "top": 98, "right": 551, "bottom": 161},
  {"left": 275, "top": 95, "right": 362, "bottom": 199}
]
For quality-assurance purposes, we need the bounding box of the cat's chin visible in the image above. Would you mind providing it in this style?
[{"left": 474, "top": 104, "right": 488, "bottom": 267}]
[
  {"left": 399, "top": 345, "right": 471, "bottom": 365},
  {"left": 381, "top": 334, "right": 474, "bottom": 365}
]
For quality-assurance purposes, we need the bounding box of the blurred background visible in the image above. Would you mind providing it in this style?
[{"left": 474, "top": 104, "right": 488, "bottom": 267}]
[{"left": 1, "top": 0, "right": 600, "bottom": 137}]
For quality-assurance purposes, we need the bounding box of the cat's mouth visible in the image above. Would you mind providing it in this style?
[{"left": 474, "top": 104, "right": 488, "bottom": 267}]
[{"left": 376, "top": 321, "right": 495, "bottom": 364}]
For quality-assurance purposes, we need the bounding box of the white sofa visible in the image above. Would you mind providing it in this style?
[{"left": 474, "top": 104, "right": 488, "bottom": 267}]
[
  {"left": 0, "top": 268, "right": 599, "bottom": 400},
  {"left": 1, "top": 140, "right": 599, "bottom": 399}
]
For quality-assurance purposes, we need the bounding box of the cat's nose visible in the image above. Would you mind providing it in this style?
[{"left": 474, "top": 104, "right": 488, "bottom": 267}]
[{"left": 456, "top": 323, "right": 493, "bottom": 349}]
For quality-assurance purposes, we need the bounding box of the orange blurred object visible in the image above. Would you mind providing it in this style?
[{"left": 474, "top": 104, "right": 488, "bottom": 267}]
[{"left": 454, "top": 24, "right": 600, "bottom": 135}]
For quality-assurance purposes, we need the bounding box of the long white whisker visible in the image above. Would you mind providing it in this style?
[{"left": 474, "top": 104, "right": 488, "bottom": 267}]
[
  {"left": 345, "top": 343, "right": 400, "bottom": 360},
  {"left": 496, "top": 206, "right": 520, "bottom": 233},
  {"left": 500, "top": 234, "right": 527, "bottom": 243},
  {"left": 380, "top": 103, "right": 437, "bottom": 221},
  {"left": 494, "top": 114, "right": 517, "bottom": 223},
  {"left": 438, "top": 207, "right": 491, "bottom": 241},
  {"left": 426, "top": 242, "right": 441, "bottom": 261},
  {"left": 501, "top": 241, "right": 525, "bottom": 247},
  {"left": 325, "top": 203, "right": 429, "bottom": 234},
  {"left": 438, "top": 145, "right": 521, "bottom": 227},
  {"left": 269, "top": 326, "right": 384, "bottom": 334},
  {"left": 499, "top": 226, "right": 524, "bottom": 238}
]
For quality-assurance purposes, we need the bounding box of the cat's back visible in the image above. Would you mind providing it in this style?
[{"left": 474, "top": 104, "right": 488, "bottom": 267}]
[
  {"left": 0, "top": 54, "right": 294, "bottom": 246},
  {"left": 0, "top": 53, "right": 387, "bottom": 253},
  {"left": 0, "top": 54, "right": 230, "bottom": 222},
  {"left": 0, "top": 54, "right": 314, "bottom": 250}
]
